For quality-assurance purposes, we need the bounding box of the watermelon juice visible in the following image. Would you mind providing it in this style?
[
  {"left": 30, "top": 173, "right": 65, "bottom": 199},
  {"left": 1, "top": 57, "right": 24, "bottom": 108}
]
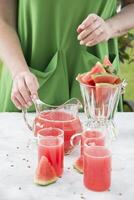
[
  {"left": 83, "top": 145, "right": 111, "bottom": 191},
  {"left": 38, "top": 128, "right": 64, "bottom": 177},
  {"left": 81, "top": 130, "right": 105, "bottom": 155},
  {"left": 35, "top": 111, "right": 83, "bottom": 154}
]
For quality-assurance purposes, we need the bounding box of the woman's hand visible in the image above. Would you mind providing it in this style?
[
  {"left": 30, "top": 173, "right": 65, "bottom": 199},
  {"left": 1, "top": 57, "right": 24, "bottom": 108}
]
[
  {"left": 77, "top": 14, "right": 112, "bottom": 47},
  {"left": 11, "top": 71, "right": 39, "bottom": 110}
]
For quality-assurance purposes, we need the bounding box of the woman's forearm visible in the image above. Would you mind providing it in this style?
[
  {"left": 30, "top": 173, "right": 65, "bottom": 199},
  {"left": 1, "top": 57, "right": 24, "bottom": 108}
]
[
  {"left": 0, "top": 19, "right": 29, "bottom": 78},
  {"left": 106, "top": 4, "right": 134, "bottom": 38}
]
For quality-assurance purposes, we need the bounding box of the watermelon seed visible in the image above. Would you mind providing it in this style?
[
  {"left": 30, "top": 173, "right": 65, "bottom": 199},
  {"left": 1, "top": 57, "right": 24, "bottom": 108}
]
[
  {"left": 22, "top": 158, "right": 26, "bottom": 161},
  {"left": 16, "top": 147, "right": 20, "bottom": 150},
  {"left": 6, "top": 154, "right": 9, "bottom": 157},
  {"left": 18, "top": 187, "right": 22, "bottom": 190},
  {"left": 27, "top": 166, "right": 31, "bottom": 168},
  {"left": 80, "top": 197, "right": 86, "bottom": 200},
  {"left": 26, "top": 160, "right": 29, "bottom": 162},
  {"left": 10, "top": 164, "right": 14, "bottom": 167}
]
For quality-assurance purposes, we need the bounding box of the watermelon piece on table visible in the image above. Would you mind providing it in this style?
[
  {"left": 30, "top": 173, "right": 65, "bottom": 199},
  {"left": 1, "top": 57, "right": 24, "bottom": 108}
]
[
  {"left": 34, "top": 156, "right": 58, "bottom": 186},
  {"left": 73, "top": 156, "right": 83, "bottom": 174}
]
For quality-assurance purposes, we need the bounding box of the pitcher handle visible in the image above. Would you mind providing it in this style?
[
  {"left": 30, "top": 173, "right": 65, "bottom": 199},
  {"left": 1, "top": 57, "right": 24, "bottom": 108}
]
[
  {"left": 22, "top": 108, "right": 33, "bottom": 131},
  {"left": 70, "top": 133, "right": 82, "bottom": 147},
  {"left": 22, "top": 97, "right": 43, "bottom": 131}
]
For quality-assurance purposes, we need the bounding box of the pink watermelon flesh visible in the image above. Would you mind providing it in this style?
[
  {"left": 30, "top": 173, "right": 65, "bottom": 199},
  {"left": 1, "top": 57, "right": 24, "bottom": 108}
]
[
  {"left": 34, "top": 156, "right": 58, "bottom": 186},
  {"left": 103, "top": 56, "right": 112, "bottom": 67},
  {"left": 73, "top": 156, "right": 83, "bottom": 174},
  {"left": 77, "top": 62, "right": 106, "bottom": 86},
  {"left": 89, "top": 62, "right": 106, "bottom": 74},
  {"left": 95, "top": 83, "right": 117, "bottom": 116},
  {"left": 91, "top": 73, "right": 119, "bottom": 84}
]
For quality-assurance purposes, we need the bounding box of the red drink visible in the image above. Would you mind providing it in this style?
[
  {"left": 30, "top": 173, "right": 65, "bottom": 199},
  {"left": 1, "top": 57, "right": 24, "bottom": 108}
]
[
  {"left": 83, "top": 145, "right": 111, "bottom": 191},
  {"left": 81, "top": 130, "right": 105, "bottom": 154},
  {"left": 35, "top": 111, "right": 83, "bottom": 154},
  {"left": 38, "top": 128, "right": 64, "bottom": 177}
]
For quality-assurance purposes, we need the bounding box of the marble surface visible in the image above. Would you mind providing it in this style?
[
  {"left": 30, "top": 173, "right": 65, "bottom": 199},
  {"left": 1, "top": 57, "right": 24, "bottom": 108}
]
[{"left": 0, "top": 112, "right": 134, "bottom": 200}]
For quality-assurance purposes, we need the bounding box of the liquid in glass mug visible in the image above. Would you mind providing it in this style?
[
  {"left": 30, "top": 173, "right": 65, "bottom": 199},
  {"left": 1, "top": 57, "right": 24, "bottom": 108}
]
[
  {"left": 71, "top": 128, "right": 105, "bottom": 155},
  {"left": 38, "top": 127, "right": 64, "bottom": 177},
  {"left": 83, "top": 140, "right": 111, "bottom": 192}
]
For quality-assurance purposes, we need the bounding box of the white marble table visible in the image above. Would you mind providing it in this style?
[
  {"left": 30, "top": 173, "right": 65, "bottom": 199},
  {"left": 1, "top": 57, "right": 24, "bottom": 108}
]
[{"left": 0, "top": 112, "right": 134, "bottom": 200}]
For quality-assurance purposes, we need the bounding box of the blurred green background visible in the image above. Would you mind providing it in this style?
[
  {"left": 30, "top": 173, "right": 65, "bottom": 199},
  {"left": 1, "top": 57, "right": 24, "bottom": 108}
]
[{"left": 119, "top": 30, "right": 134, "bottom": 111}]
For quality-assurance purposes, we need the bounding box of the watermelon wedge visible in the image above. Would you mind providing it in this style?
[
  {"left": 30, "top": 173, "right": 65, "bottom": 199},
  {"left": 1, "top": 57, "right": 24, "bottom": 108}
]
[
  {"left": 95, "top": 83, "right": 117, "bottom": 110},
  {"left": 73, "top": 156, "right": 83, "bottom": 174},
  {"left": 103, "top": 56, "right": 117, "bottom": 74},
  {"left": 77, "top": 62, "right": 106, "bottom": 86},
  {"left": 103, "top": 56, "right": 112, "bottom": 67},
  {"left": 90, "top": 61, "right": 106, "bottom": 74},
  {"left": 91, "top": 73, "right": 119, "bottom": 84},
  {"left": 34, "top": 156, "right": 58, "bottom": 186}
]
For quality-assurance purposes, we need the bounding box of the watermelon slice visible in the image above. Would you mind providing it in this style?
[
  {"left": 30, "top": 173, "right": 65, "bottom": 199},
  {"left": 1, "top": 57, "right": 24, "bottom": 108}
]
[
  {"left": 91, "top": 73, "right": 119, "bottom": 84},
  {"left": 103, "top": 56, "right": 112, "bottom": 67},
  {"left": 90, "top": 61, "right": 106, "bottom": 74},
  {"left": 95, "top": 83, "right": 117, "bottom": 114},
  {"left": 34, "top": 156, "right": 58, "bottom": 186},
  {"left": 103, "top": 56, "right": 117, "bottom": 74},
  {"left": 73, "top": 156, "right": 83, "bottom": 174},
  {"left": 77, "top": 62, "right": 106, "bottom": 86}
]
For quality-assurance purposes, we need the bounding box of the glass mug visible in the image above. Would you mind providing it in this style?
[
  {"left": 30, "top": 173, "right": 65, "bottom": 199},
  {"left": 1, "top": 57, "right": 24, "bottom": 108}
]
[
  {"left": 38, "top": 127, "right": 64, "bottom": 177},
  {"left": 71, "top": 127, "right": 106, "bottom": 155},
  {"left": 23, "top": 98, "right": 83, "bottom": 155},
  {"left": 83, "top": 140, "right": 112, "bottom": 192}
]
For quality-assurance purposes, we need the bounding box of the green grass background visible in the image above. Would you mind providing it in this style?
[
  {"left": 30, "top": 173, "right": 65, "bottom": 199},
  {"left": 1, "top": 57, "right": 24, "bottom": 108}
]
[{"left": 120, "top": 61, "right": 134, "bottom": 101}]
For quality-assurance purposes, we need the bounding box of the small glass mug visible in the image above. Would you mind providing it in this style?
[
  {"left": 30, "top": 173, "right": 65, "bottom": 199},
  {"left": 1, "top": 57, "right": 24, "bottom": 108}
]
[
  {"left": 83, "top": 140, "right": 112, "bottom": 192},
  {"left": 70, "top": 127, "right": 106, "bottom": 155},
  {"left": 38, "top": 127, "right": 64, "bottom": 177}
]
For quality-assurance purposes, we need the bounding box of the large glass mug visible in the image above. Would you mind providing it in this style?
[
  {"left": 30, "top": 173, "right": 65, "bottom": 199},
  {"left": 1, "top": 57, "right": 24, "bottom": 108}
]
[
  {"left": 76, "top": 77, "right": 127, "bottom": 138},
  {"left": 23, "top": 98, "right": 83, "bottom": 155}
]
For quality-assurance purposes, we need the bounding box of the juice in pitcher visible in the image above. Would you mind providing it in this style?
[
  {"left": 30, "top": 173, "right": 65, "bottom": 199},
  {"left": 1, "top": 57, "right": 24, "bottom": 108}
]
[{"left": 35, "top": 111, "right": 83, "bottom": 154}]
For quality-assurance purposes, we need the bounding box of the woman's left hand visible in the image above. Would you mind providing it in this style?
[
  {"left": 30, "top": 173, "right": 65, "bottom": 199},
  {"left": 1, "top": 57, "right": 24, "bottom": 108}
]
[{"left": 77, "top": 14, "right": 112, "bottom": 47}]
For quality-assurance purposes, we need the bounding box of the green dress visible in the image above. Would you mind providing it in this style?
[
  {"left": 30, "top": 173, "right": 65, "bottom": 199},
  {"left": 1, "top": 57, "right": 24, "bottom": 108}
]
[{"left": 0, "top": 0, "right": 123, "bottom": 112}]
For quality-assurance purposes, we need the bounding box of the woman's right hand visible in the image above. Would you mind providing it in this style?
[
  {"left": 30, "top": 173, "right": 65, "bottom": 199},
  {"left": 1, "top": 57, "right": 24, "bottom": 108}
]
[{"left": 11, "top": 71, "right": 39, "bottom": 110}]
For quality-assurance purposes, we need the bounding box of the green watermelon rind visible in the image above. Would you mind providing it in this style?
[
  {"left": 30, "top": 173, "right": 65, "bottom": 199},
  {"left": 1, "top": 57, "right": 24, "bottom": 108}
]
[{"left": 34, "top": 176, "right": 58, "bottom": 186}]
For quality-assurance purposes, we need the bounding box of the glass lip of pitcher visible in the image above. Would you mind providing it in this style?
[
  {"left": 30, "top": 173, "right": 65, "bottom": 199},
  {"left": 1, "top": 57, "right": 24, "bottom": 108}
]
[
  {"left": 37, "top": 109, "right": 80, "bottom": 123},
  {"left": 34, "top": 97, "right": 83, "bottom": 123}
]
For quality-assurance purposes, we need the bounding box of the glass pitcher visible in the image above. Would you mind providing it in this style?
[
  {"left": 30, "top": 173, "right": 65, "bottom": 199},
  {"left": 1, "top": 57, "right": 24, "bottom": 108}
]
[
  {"left": 76, "top": 77, "right": 127, "bottom": 139},
  {"left": 23, "top": 98, "right": 83, "bottom": 155}
]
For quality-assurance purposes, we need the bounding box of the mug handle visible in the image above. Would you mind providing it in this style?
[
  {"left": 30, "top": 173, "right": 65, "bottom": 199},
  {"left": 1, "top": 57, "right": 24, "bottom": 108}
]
[{"left": 70, "top": 133, "right": 82, "bottom": 147}]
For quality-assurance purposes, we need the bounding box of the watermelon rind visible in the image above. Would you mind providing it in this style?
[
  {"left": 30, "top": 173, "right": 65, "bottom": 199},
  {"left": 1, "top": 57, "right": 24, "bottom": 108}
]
[
  {"left": 95, "top": 83, "right": 117, "bottom": 88},
  {"left": 91, "top": 73, "right": 119, "bottom": 84},
  {"left": 73, "top": 156, "right": 83, "bottom": 174}
]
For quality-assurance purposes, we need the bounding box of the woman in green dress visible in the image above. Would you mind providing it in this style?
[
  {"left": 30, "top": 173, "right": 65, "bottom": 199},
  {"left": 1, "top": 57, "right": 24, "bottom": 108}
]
[{"left": 0, "top": 0, "right": 134, "bottom": 112}]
